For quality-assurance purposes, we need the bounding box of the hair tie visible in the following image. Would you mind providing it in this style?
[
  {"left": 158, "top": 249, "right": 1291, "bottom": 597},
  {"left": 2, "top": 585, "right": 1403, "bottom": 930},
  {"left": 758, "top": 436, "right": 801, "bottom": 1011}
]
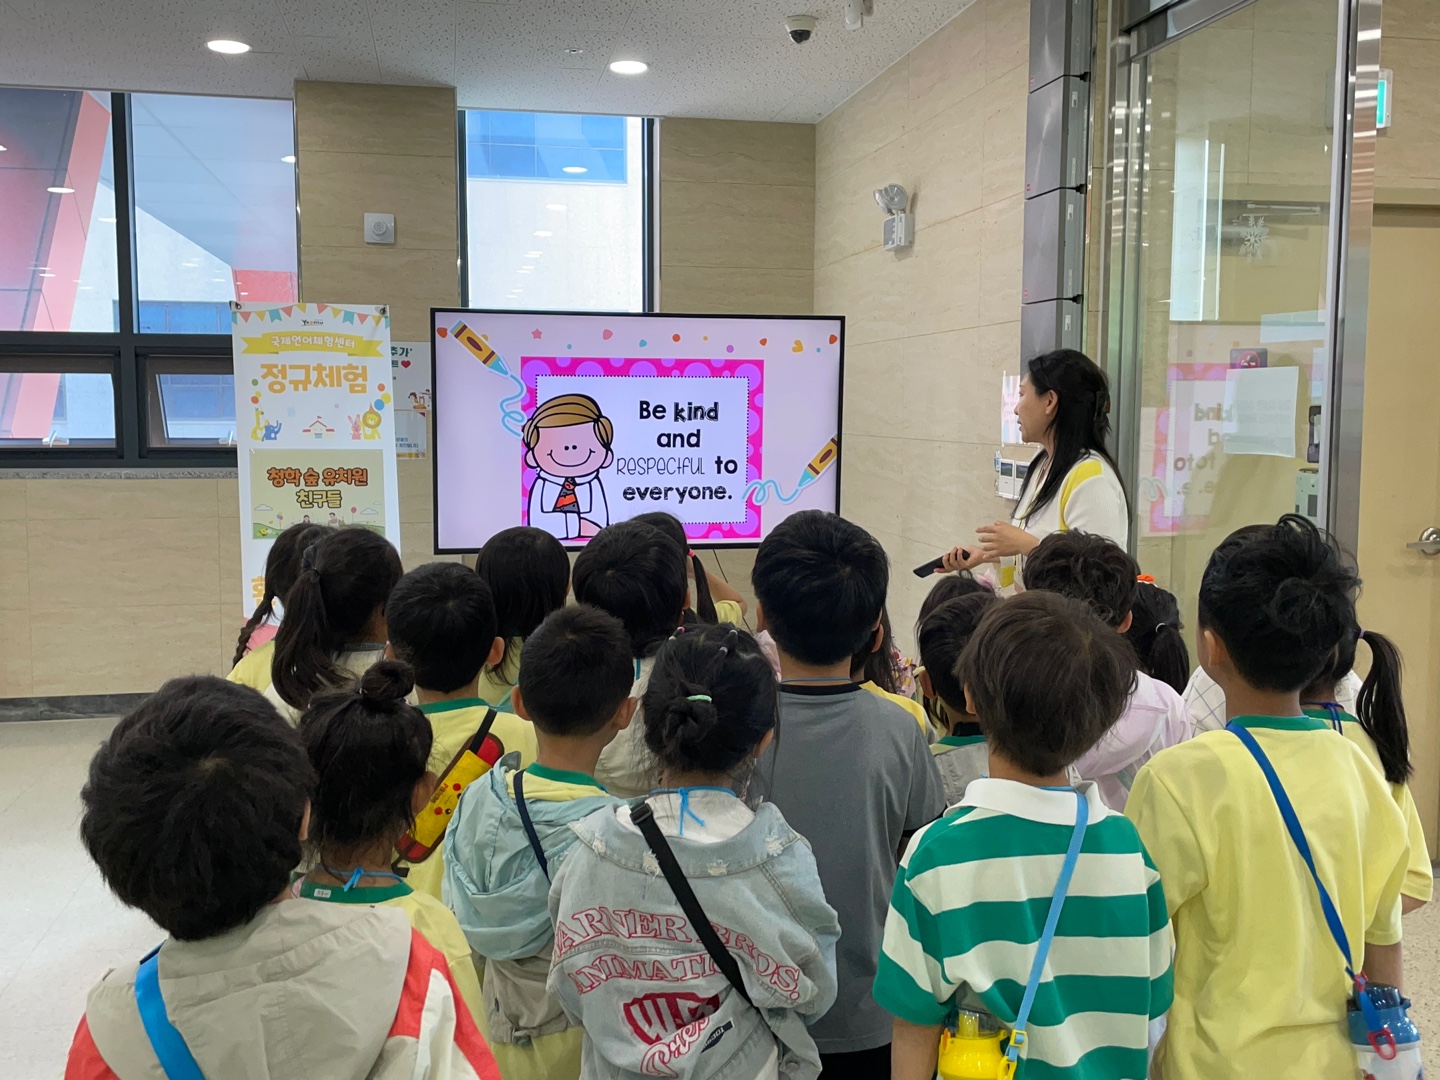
[
  {"left": 1156, "top": 622, "right": 1170, "bottom": 634},
  {"left": 300, "top": 545, "right": 319, "bottom": 574},
  {"left": 687, "top": 694, "right": 712, "bottom": 703},
  {"left": 1355, "top": 626, "right": 1365, "bottom": 639},
  {"left": 1137, "top": 573, "right": 1156, "bottom": 584}
]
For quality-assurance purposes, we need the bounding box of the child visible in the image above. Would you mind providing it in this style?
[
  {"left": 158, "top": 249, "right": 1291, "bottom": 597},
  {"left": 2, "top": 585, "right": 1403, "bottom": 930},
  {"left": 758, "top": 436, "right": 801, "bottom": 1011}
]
[
  {"left": 228, "top": 521, "right": 324, "bottom": 690},
  {"left": 634, "top": 510, "right": 749, "bottom": 625},
  {"left": 1124, "top": 578, "right": 1190, "bottom": 695},
  {"left": 1300, "top": 623, "right": 1432, "bottom": 911},
  {"left": 66, "top": 677, "right": 497, "bottom": 1079},
  {"left": 851, "top": 606, "right": 926, "bottom": 731},
  {"left": 1022, "top": 530, "right": 1188, "bottom": 809},
  {"left": 445, "top": 604, "right": 637, "bottom": 1080},
  {"left": 295, "top": 661, "right": 484, "bottom": 1028},
  {"left": 1126, "top": 515, "right": 1410, "bottom": 1079},
  {"left": 913, "top": 573, "right": 991, "bottom": 641},
  {"left": 573, "top": 519, "right": 688, "bottom": 797},
  {"left": 549, "top": 624, "right": 841, "bottom": 1080},
  {"left": 916, "top": 591, "right": 1000, "bottom": 803},
  {"left": 267, "top": 525, "right": 403, "bottom": 720},
  {"left": 750, "top": 510, "right": 945, "bottom": 1077},
  {"left": 385, "top": 562, "right": 539, "bottom": 899},
  {"left": 475, "top": 525, "right": 570, "bottom": 707},
  {"left": 876, "top": 592, "right": 1173, "bottom": 1080}
]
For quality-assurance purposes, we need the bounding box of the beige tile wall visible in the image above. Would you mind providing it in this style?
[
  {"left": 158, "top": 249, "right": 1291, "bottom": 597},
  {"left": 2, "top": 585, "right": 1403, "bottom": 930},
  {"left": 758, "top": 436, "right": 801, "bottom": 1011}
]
[
  {"left": 1378, "top": 0, "right": 1440, "bottom": 198},
  {"left": 814, "top": 0, "right": 1026, "bottom": 649}
]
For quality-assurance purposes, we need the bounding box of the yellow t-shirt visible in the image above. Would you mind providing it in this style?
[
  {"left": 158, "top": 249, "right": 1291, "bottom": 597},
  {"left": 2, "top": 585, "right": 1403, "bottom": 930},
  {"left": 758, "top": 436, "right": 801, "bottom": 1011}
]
[
  {"left": 476, "top": 640, "right": 522, "bottom": 710},
  {"left": 1308, "top": 706, "right": 1433, "bottom": 903},
  {"left": 860, "top": 680, "right": 928, "bottom": 733},
  {"left": 1126, "top": 716, "right": 1410, "bottom": 1080},
  {"left": 226, "top": 639, "right": 273, "bottom": 692},
  {"left": 714, "top": 599, "right": 745, "bottom": 626},
  {"left": 403, "top": 698, "right": 538, "bottom": 901}
]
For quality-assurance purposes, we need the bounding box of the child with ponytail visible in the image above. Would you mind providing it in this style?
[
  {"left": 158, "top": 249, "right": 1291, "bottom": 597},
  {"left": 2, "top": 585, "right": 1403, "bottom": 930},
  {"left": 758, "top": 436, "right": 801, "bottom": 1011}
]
[
  {"left": 1124, "top": 578, "right": 1191, "bottom": 695},
  {"left": 475, "top": 525, "right": 571, "bottom": 706},
  {"left": 1301, "top": 625, "right": 1431, "bottom": 910},
  {"left": 266, "top": 526, "right": 402, "bottom": 719},
  {"left": 294, "top": 660, "right": 483, "bottom": 1028},
  {"left": 634, "top": 511, "right": 749, "bottom": 626},
  {"left": 227, "top": 522, "right": 324, "bottom": 691},
  {"left": 548, "top": 624, "right": 840, "bottom": 1080}
]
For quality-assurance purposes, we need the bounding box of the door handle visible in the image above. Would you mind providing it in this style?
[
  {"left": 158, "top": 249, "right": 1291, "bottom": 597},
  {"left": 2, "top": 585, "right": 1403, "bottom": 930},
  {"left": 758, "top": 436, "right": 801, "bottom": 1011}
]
[{"left": 1406, "top": 527, "right": 1440, "bottom": 556}]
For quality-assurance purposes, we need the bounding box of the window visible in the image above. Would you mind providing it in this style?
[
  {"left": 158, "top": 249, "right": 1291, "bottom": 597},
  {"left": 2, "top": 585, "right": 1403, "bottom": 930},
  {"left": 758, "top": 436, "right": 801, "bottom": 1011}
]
[
  {"left": 462, "top": 111, "right": 652, "bottom": 312},
  {"left": 0, "top": 87, "right": 298, "bottom": 465}
]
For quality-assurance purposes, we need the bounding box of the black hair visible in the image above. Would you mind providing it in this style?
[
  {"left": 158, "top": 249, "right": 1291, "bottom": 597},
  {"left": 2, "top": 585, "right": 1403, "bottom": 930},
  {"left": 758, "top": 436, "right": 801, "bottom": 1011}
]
[
  {"left": 1022, "top": 530, "right": 1140, "bottom": 629},
  {"left": 1015, "top": 349, "right": 1128, "bottom": 525},
  {"left": 299, "top": 660, "right": 431, "bottom": 854},
  {"left": 751, "top": 510, "right": 888, "bottom": 666},
  {"left": 1126, "top": 581, "right": 1190, "bottom": 694},
  {"left": 80, "top": 677, "right": 314, "bottom": 941},
  {"left": 476, "top": 526, "right": 570, "bottom": 674},
  {"left": 386, "top": 562, "right": 499, "bottom": 694},
  {"left": 919, "top": 592, "right": 1001, "bottom": 714},
  {"left": 271, "top": 527, "right": 403, "bottom": 710},
  {"left": 959, "top": 591, "right": 1136, "bottom": 776},
  {"left": 573, "top": 520, "right": 687, "bottom": 658},
  {"left": 1197, "top": 514, "right": 1358, "bottom": 693},
  {"left": 1302, "top": 627, "right": 1412, "bottom": 784},
  {"left": 233, "top": 522, "right": 326, "bottom": 666},
  {"left": 850, "top": 607, "right": 899, "bottom": 692},
  {"left": 914, "top": 573, "right": 993, "bottom": 641},
  {"left": 643, "top": 624, "right": 778, "bottom": 776},
  {"left": 517, "top": 604, "right": 636, "bottom": 736},
  {"left": 634, "top": 511, "right": 718, "bottom": 624}
]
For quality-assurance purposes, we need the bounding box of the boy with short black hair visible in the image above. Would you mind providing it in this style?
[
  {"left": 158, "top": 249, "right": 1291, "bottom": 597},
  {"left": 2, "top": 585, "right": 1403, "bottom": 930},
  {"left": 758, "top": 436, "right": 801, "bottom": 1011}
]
[
  {"left": 877, "top": 592, "right": 1173, "bottom": 1080},
  {"left": 67, "top": 677, "right": 497, "bottom": 1079},
  {"left": 750, "top": 510, "right": 946, "bottom": 1078},
  {"left": 386, "top": 561, "right": 538, "bottom": 899},
  {"left": 1022, "top": 530, "right": 1189, "bottom": 808},
  {"left": 445, "top": 604, "right": 637, "bottom": 1080},
  {"left": 916, "top": 591, "right": 1000, "bottom": 803}
]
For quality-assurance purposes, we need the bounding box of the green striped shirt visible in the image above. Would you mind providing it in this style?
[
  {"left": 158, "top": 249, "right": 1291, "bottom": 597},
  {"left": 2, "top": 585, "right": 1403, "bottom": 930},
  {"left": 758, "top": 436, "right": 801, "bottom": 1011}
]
[{"left": 874, "top": 780, "right": 1173, "bottom": 1079}]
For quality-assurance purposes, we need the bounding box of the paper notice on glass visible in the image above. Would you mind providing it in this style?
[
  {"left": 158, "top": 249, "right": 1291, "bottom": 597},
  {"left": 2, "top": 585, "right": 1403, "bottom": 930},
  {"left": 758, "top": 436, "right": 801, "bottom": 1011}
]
[{"left": 1222, "top": 365, "right": 1299, "bottom": 458}]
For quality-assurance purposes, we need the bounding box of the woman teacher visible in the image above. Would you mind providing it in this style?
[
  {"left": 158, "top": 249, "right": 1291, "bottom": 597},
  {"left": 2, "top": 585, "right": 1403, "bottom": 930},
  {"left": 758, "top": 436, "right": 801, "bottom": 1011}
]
[{"left": 942, "top": 349, "right": 1130, "bottom": 589}]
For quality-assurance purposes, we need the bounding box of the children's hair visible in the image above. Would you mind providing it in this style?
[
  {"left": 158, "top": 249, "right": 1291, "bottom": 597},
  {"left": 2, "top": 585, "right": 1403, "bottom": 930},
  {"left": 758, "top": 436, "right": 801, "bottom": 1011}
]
[
  {"left": 521, "top": 393, "right": 614, "bottom": 453},
  {"left": 1125, "top": 581, "right": 1190, "bottom": 694},
  {"left": 751, "top": 510, "right": 888, "bottom": 666},
  {"left": 1303, "top": 627, "right": 1412, "bottom": 783},
  {"left": 573, "top": 519, "right": 687, "bottom": 658},
  {"left": 233, "top": 522, "right": 325, "bottom": 666},
  {"left": 959, "top": 591, "right": 1136, "bottom": 776},
  {"left": 914, "top": 574, "right": 993, "bottom": 641},
  {"left": 918, "top": 592, "right": 1001, "bottom": 713},
  {"left": 1198, "top": 514, "right": 1358, "bottom": 693},
  {"left": 476, "top": 526, "right": 570, "bottom": 673},
  {"left": 271, "top": 527, "right": 403, "bottom": 709},
  {"left": 642, "top": 624, "right": 778, "bottom": 776},
  {"left": 1015, "top": 349, "right": 1128, "bottom": 525},
  {"left": 850, "top": 607, "right": 899, "bottom": 692},
  {"left": 518, "top": 604, "right": 637, "bottom": 736},
  {"left": 79, "top": 677, "right": 314, "bottom": 941},
  {"left": 634, "top": 511, "right": 718, "bottom": 624},
  {"left": 386, "top": 562, "right": 499, "bottom": 694},
  {"left": 1022, "top": 530, "right": 1140, "bottom": 629},
  {"left": 299, "top": 660, "right": 432, "bottom": 852}
]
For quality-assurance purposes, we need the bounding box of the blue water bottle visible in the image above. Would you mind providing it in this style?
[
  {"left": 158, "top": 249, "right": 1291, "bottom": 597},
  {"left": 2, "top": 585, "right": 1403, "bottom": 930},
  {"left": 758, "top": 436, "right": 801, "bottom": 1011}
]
[{"left": 1349, "top": 982, "right": 1423, "bottom": 1079}]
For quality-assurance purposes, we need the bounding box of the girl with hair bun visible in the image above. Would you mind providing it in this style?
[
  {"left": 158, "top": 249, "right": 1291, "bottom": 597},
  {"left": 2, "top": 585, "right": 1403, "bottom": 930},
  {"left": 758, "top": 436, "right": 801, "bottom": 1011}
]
[
  {"left": 547, "top": 625, "right": 840, "bottom": 1080},
  {"left": 294, "top": 660, "right": 483, "bottom": 1028}
]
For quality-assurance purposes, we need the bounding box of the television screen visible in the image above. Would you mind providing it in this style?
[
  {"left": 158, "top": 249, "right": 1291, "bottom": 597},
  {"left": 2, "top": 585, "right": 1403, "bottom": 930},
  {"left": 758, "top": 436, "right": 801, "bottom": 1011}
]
[{"left": 432, "top": 309, "right": 843, "bottom": 551}]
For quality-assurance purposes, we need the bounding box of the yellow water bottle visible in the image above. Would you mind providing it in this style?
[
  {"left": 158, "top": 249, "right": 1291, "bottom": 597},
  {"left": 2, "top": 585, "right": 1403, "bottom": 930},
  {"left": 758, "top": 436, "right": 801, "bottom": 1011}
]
[{"left": 937, "top": 1009, "right": 1008, "bottom": 1080}]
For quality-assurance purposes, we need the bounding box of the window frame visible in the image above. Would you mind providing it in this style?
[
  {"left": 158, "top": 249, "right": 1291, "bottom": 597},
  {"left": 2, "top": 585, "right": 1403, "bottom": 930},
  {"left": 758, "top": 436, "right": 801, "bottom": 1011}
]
[
  {"left": 456, "top": 110, "right": 658, "bottom": 313},
  {"left": 0, "top": 91, "right": 295, "bottom": 468}
]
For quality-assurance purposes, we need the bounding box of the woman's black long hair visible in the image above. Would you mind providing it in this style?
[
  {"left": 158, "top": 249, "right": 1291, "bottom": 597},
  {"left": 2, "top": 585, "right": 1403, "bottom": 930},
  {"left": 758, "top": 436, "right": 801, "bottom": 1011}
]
[
  {"left": 1015, "top": 349, "right": 1127, "bottom": 525},
  {"left": 233, "top": 523, "right": 325, "bottom": 667}
]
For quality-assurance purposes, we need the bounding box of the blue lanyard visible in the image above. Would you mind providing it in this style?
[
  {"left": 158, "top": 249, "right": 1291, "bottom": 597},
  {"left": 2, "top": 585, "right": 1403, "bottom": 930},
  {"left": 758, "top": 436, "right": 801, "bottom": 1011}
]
[
  {"left": 323, "top": 864, "right": 406, "bottom": 891},
  {"left": 646, "top": 787, "right": 738, "bottom": 837}
]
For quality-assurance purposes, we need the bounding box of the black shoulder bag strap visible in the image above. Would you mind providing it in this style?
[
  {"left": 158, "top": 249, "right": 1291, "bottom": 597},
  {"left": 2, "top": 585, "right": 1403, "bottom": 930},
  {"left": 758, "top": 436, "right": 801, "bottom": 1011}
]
[
  {"left": 631, "top": 800, "right": 753, "bottom": 1006},
  {"left": 512, "top": 770, "right": 549, "bottom": 880}
]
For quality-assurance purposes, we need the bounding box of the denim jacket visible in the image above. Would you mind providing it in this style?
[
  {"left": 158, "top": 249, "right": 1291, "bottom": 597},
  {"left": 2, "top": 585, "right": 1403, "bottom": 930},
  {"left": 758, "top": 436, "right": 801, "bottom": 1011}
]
[{"left": 547, "top": 793, "right": 840, "bottom": 1080}]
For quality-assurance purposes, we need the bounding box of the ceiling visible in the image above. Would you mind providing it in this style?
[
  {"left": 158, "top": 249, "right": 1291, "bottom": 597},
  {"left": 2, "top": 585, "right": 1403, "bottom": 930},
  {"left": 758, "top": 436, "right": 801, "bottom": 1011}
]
[{"left": 0, "top": 0, "right": 975, "bottom": 123}]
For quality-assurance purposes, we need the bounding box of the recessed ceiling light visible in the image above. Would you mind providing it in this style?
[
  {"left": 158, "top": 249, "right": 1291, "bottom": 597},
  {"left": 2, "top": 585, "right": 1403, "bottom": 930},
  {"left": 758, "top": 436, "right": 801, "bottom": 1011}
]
[
  {"left": 281, "top": 154, "right": 296, "bottom": 164},
  {"left": 47, "top": 186, "right": 74, "bottom": 194},
  {"left": 521, "top": 265, "right": 535, "bottom": 270},
  {"left": 207, "top": 38, "right": 251, "bottom": 54},
  {"left": 545, "top": 203, "right": 566, "bottom": 211},
  {"left": 38, "top": 272, "right": 55, "bottom": 278},
  {"left": 525, "top": 251, "right": 543, "bottom": 257},
  {"left": 610, "top": 59, "right": 648, "bottom": 75},
  {"left": 518, "top": 269, "right": 532, "bottom": 274},
  {"left": 561, "top": 166, "right": 587, "bottom": 174},
  {"left": 99, "top": 216, "right": 117, "bottom": 223},
  {"left": 0, "top": 145, "right": 7, "bottom": 152},
  {"left": 533, "top": 230, "right": 553, "bottom": 237}
]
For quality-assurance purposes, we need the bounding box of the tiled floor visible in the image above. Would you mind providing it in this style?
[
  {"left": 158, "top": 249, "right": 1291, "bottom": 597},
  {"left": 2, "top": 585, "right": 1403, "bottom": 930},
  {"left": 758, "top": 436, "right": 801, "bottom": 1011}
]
[{"left": 4, "top": 716, "right": 1439, "bottom": 1078}]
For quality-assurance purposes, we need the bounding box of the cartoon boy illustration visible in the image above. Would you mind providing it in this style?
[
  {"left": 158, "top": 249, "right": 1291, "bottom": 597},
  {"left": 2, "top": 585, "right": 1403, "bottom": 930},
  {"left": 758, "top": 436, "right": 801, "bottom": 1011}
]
[{"left": 522, "top": 393, "right": 614, "bottom": 540}]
